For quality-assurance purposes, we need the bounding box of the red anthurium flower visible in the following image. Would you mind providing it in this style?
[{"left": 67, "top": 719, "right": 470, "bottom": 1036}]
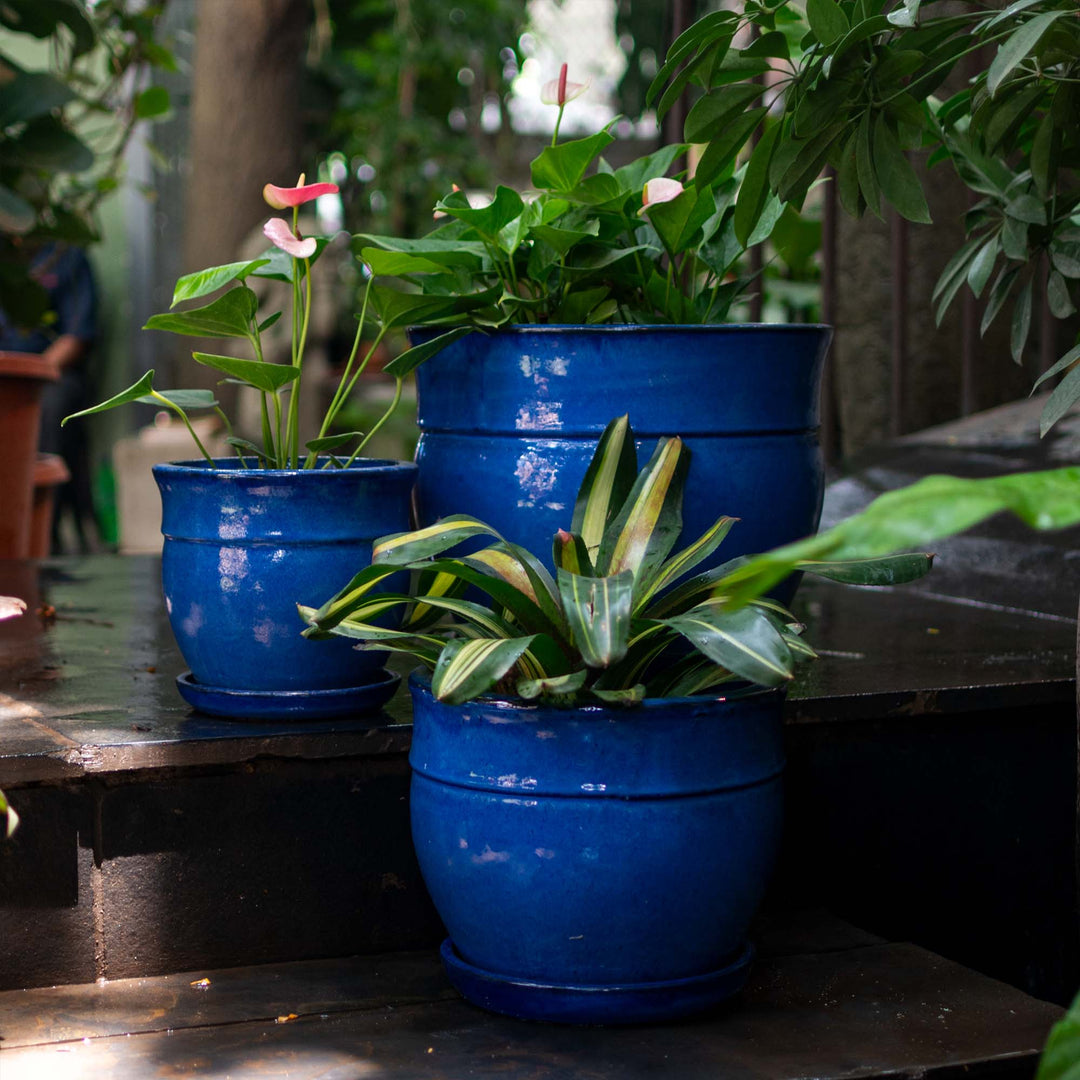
[
  {"left": 541, "top": 63, "right": 589, "bottom": 107},
  {"left": 264, "top": 217, "right": 317, "bottom": 259},
  {"left": 263, "top": 179, "right": 339, "bottom": 210},
  {"left": 638, "top": 177, "right": 685, "bottom": 216}
]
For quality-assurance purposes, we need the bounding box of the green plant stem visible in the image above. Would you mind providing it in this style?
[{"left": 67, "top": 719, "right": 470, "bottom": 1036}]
[
  {"left": 552, "top": 102, "right": 565, "bottom": 147},
  {"left": 272, "top": 390, "right": 284, "bottom": 469},
  {"left": 285, "top": 255, "right": 313, "bottom": 468},
  {"left": 150, "top": 392, "right": 215, "bottom": 466},
  {"left": 347, "top": 376, "right": 404, "bottom": 464}
]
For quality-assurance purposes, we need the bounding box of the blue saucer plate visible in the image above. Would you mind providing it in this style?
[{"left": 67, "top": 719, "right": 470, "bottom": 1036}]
[
  {"left": 176, "top": 669, "right": 400, "bottom": 721},
  {"left": 440, "top": 937, "right": 754, "bottom": 1025}
]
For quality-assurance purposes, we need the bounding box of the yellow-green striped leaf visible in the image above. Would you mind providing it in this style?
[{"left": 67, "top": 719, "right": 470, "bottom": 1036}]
[
  {"left": 517, "top": 669, "right": 588, "bottom": 700},
  {"left": 432, "top": 636, "right": 536, "bottom": 704},
  {"left": 572, "top": 414, "right": 637, "bottom": 561},
  {"left": 636, "top": 514, "right": 737, "bottom": 612},
  {"left": 373, "top": 515, "right": 502, "bottom": 564},
  {"left": 557, "top": 569, "right": 634, "bottom": 668}
]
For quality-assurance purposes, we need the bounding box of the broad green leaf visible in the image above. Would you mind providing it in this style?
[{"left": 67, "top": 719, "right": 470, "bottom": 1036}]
[
  {"left": 432, "top": 636, "right": 536, "bottom": 704},
  {"left": 685, "top": 84, "right": 764, "bottom": 145},
  {"left": 796, "top": 553, "right": 934, "bottom": 585},
  {"left": 1002, "top": 215, "right": 1029, "bottom": 261},
  {"left": 572, "top": 414, "right": 637, "bottom": 562},
  {"left": 432, "top": 186, "right": 526, "bottom": 239},
  {"left": 361, "top": 248, "right": 451, "bottom": 277},
  {"left": 1012, "top": 276, "right": 1033, "bottom": 363},
  {"left": 143, "top": 389, "right": 218, "bottom": 411},
  {"left": 517, "top": 670, "right": 588, "bottom": 700},
  {"left": 8, "top": 116, "right": 93, "bottom": 172},
  {"left": 1031, "top": 110, "right": 1057, "bottom": 199},
  {"left": 373, "top": 514, "right": 502, "bottom": 564},
  {"left": 856, "top": 111, "right": 883, "bottom": 219},
  {"left": 744, "top": 31, "right": 790, "bottom": 60},
  {"left": 987, "top": 11, "right": 1065, "bottom": 98},
  {"left": 601, "top": 436, "right": 688, "bottom": 586},
  {"left": 144, "top": 288, "right": 257, "bottom": 339},
  {"left": 646, "top": 184, "right": 717, "bottom": 258},
  {"left": 0, "top": 71, "right": 75, "bottom": 127},
  {"left": 1040, "top": 365, "right": 1080, "bottom": 435},
  {"left": 1048, "top": 272, "right": 1076, "bottom": 320},
  {"left": 193, "top": 352, "right": 299, "bottom": 392},
  {"left": 612, "top": 145, "right": 686, "bottom": 198},
  {"left": 172, "top": 261, "right": 270, "bottom": 306},
  {"left": 384, "top": 326, "right": 473, "bottom": 377},
  {"left": 62, "top": 371, "right": 155, "bottom": 425},
  {"left": 734, "top": 121, "right": 781, "bottom": 248},
  {"left": 873, "top": 117, "right": 931, "bottom": 224},
  {"left": 664, "top": 601, "right": 794, "bottom": 687},
  {"left": 1032, "top": 344, "right": 1080, "bottom": 393},
  {"left": 557, "top": 569, "right": 634, "bottom": 668},
  {"left": 1036, "top": 988, "right": 1080, "bottom": 1080},
  {"left": 966, "top": 237, "right": 999, "bottom": 299},
  {"left": 531, "top": 131, "right": 617, "bottom": 193},
  {"left": 1052, "top": 247, "right": 1080, "bottom": 280},
  {"left": 694, "top": 107, "right": 768, "bottom": 189},
  {"left": 306, "top": 432, "right": 364, "bottom": 453},
  {"left": 981, "top": 265, "right": 1021, "bottom": 335},
  {"left": 1005, "top": 193, "right": 1047, "bottom": 226},
  {"left": 647, "top": 11, "right": 736, "bottom": 113},
  {"left": 134, "top": 86, "right": 171, "bottom": 120},
  {"left": 807, "top": 0, "right": 849, "bottom": 46},
  {"left": 357, "top": 234, "right": 486, "bottom": 269}
]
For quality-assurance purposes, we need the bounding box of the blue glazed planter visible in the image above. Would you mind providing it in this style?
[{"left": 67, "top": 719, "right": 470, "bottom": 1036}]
[
  {"left": 413, "top": 325, "right": 829, "bottom": 570},
  {"left": 409, "top": 674, "right": 785, "bottom": 1023},
  {"left": 153, "top": 459, "right": 416, "bottom": 698}
]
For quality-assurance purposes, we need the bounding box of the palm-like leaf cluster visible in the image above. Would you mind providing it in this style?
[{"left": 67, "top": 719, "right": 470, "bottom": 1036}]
[{"left": 303, "top": 416, "right": 933, "bottom": 705}]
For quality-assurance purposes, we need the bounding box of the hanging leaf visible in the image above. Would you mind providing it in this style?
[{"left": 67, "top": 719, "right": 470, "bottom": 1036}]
[
  {"left": 987, "top": 11, "right": 1065, "bottom": 98},
  {"left": 1047, "top": 271, "right": 1076, "bottom": 320},
  {"left": 806, "top": 0, "right": 849, "bottom": 46},
  {"left": 872, "top": 117, "right": 931, "bottom": 224},
  {"left": 1011, "top": 276, "right": 1033, "bottom": 363},
  {"left": 734, "top": 122, "right": 781, "bottom": 247},
  {"left": 193, "top": 353, "right": 299, "bottom": 392}
]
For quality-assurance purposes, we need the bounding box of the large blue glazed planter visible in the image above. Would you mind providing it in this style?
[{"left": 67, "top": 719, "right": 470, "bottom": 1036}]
[
  {"left": 413, "top": 325, "right": 830, "bottom": 569},
  {"left": 153, "top": 459, "right": 416, "bottom": 711},
  {"left": 408, "top": 674, "right": 785, "bottom": 1024}
]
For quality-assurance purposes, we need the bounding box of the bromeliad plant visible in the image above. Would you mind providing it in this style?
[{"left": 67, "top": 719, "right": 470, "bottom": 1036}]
[
  {"left": 357, "top": 65, "right": 779, "bottom": 382},
  {"left": 305, "top": 412, "right": 1080, "bottom": 706},
  {"left": 62, "top": 175, "right": 460, "bottom": 467},
  {"left": 303, "top": 415, "right": 935, "bottom": 705}
]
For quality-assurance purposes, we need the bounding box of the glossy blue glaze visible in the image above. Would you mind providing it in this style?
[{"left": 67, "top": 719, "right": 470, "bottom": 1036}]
[
  {"left": 153, "top": 459, "right": 416, "bottom": 695},
  {"left": 408, "top": 674, "right": 785, "bottom": 1021},
  {"left": 413, "top": 325, "right": 829, "bottom": 567}
]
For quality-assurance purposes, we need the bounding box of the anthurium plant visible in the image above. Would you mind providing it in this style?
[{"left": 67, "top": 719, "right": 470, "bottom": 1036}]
[
  {"left": 62, "top": 176, "right": 462, "bottom": 468},
  {"left": 649, "top": 0, "right": 1080, "bottom": 432},
  {"left": 305, "top": 413, "right": 1080, "bottom": 707},
  {"left": 359, "top": 65, "right": 779, "bottom": 381}
]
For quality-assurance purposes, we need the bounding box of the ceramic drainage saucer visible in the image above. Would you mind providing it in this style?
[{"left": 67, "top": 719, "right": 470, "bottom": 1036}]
[
  {"left": 176, "top": 669, "right": 400, "bottom": 721},
  {"left": 440, "top": 937, "right": 754, "bottom": 1025}
]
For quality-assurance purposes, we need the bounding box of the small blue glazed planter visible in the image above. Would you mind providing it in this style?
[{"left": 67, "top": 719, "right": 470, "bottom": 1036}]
[
  {"left": 408, "top": 673, "right": 785, "bottom": 1024},
  {"left": 153, "top": 459, "right": 416, "bottom": 705},
  {"left": 413, "top": 324, "right": 830, "bottom": 575}
]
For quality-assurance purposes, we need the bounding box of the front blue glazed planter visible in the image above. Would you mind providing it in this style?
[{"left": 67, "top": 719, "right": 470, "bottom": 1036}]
[
  {"left": 414, "top": 325, "right": 830, "bottom": 570},
  {"left": 408, "top": 675, "right": 785, "bottom": 1024},
  {"left": 153, "top": 459, "right": 416, "bottom": 695}
]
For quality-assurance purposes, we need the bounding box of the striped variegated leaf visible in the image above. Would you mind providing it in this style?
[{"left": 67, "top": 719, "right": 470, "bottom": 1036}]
[
  {"left": 553, "top": 529, "right": 594, "bottom": 576},
  {"left": 635, "top": 514, "right": 738, "bottom": 611},
  {"left": 661, "top": 657, "right": 739, "bottom": 697},
  {"left": 572, "top": 414, "right": 637, "bottom": 561},
  {"left": 517, "top": 669, "right": 588, "bottom": 700},
  {"left": 357, "top": 639, "right": 443, "bottom": 668},
  {"left": 432, "top": 635, "right": 537, "bottom": 704},
  {"left": 298, "top": 597, "right": 409, "bottom": 638},
  {"left": 590, "top": 684, "right": 645, "bottom": 705},
  {"left": 795, "top": 552, "right": 935, "bottom": 585},
  {"left": 398, "top": 594, "right": 518, "bottom": 638},
  {"left": 405, "top": 569, "right": 469, "bottom": 629},
  {"left": 641, "top": 556, "right": 749, "bottom": 619},
  {"left": 501, "top": 541, "right": 563, "bottom": 626},
  {"left": 662, "top": 599, "right": 794, "bottom": 687},
  {"left": 592, "top": 622, "right": 671, "bottom": 689},
  {"left": 372, "top": 514, "right": 502, "bottom": 565},
  {"left": 598, "top": 436, "right": 688, "bottom": 583},
  {"left": 308, "top": 564, "right": 406, "bottom": 629},
  {"left": 557, "top": 568, "right": 634, "bottom": 668},
  {"left": 465, "top": 547, "right": 539, "bottom": 603},
  {"left": 783, "top": 632, "right": 818, "bottom": 661}
]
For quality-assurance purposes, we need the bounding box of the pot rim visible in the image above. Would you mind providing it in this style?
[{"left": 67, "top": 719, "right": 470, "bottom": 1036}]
[
  {"left": 412, "top": 322, "right": 831, "bottom": 336},
  {"left": 153, "top": 457, "right": 417, "bottom": 480},
  {"left": 407, "top": 668, "right": 782, "bottom": 715}
]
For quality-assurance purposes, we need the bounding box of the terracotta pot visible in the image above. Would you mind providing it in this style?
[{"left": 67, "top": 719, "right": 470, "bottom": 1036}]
[
  {"left": 30, "top": 453, "right": 70, "bottom": 559},
  {"left": 0, "top": 352, "right": 59, "bottom": 558}
]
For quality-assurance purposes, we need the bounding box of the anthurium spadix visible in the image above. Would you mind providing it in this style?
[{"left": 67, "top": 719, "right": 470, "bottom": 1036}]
[{"left": 307, "top": 416, "right": 955, "bottom": 706}]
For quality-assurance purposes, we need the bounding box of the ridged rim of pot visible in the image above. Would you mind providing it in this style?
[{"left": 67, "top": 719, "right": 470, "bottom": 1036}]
[{"left": 153, "top": 458, "right": 417, "bottom": 480}]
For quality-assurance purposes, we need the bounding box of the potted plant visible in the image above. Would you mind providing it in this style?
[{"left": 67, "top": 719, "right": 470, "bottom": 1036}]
[
  {"left": 357, "top": 67, "right": 830, "bottom": 578},
  {"left": 64, "top": 177, "right": 419, "bottom": 718},
  {"left": 649, "top": 0, "right": 1080, "bottom": 432},
  {"left": 304, "top": 413, "right": 1080, "bottom": 1023}
]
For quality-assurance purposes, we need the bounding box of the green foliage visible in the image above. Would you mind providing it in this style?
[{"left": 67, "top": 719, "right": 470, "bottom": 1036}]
[
  {"left": 0, "top": 0, "right": 175, "bottom": 325},
  {"left": 305, "top": 416, "right": 941, "bottom": 706},
  {"left": 650, "top": 0, "right": 1080, "bottom": 431},
  {"left": 0, "top": 787, "right": 17, "bottom": 838},
  {"left": 1038, "top": 988, "right": 1080, "bottom": 1080}
]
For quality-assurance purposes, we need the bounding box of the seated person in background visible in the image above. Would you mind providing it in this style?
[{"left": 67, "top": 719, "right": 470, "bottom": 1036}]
[{"left": 0, "top": 243, "right": 99, "bottom": 552}]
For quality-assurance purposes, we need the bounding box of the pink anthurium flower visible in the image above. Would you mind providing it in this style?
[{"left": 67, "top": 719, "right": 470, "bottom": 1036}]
[
  {"left": 541, "top": 63, "right": 589, "bottom": 107},
  {"left": 638, "top": 177, "right": 685, "bottom": 216},
  {"left": 263, "top": 177, "right": 340, "bottom": 210},
  {"left": 264, "top": 217, "right": 317, "bottom": 259}
]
